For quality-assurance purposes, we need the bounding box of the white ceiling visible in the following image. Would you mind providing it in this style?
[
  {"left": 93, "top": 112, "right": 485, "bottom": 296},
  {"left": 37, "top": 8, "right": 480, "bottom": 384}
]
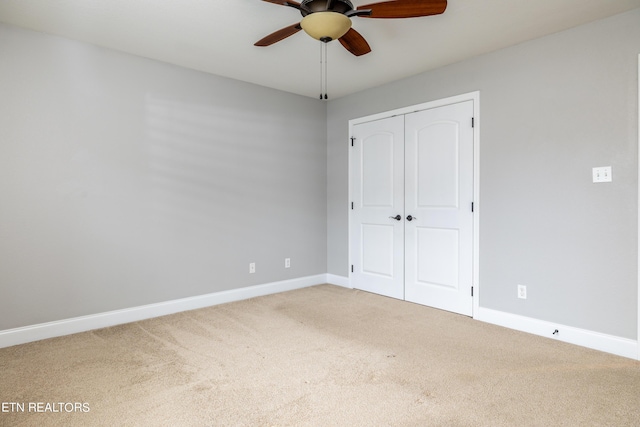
[{"left": 1, "top": 0, "right": 639, "bottom": 99}]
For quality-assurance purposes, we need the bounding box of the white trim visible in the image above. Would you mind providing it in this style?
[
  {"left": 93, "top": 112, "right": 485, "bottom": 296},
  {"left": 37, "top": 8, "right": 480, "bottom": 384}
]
[
  {"left": 326, "top": 274, "right": 351, "bottom": 288},
  {"left": 471, "top": 93, "right": 481, "bottom": 318},
  {"left": 349, "top": 92, "right": 480, "bottom": 126},
  {"left": 637, "top": 53, "right": 640, "bottom": 360},
  {"left": 476, "top": 307, "right": 638, "bottom": 360},
  {"left": 0, "top": 274, "right": 326, "bottom": 349},
  {"left": 347, "top": 91, "right": 481, "bottom": 315}
]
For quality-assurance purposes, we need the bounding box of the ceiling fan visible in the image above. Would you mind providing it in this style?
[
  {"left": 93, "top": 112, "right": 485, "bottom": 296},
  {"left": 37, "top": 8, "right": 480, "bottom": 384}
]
[{"left": 255, "top": 0, "right": 447, "bottom": 56}]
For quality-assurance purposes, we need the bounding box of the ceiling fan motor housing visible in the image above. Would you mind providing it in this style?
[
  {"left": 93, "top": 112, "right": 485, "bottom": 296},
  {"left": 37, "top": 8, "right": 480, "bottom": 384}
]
[{"left": 300, "top": 0, "right": 355, "bottom": 16}]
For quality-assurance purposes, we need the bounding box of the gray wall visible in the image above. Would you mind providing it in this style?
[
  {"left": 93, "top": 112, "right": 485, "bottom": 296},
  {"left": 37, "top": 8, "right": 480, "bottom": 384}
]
[
  {"left": 327, "top": 9, "right": 640, "bottom": 339},
  {"left": 0, "top": 24, "right": 327, "bottom": 330},
  {"left": 2, "top": 9, "right": 638, "bottom": 342}
]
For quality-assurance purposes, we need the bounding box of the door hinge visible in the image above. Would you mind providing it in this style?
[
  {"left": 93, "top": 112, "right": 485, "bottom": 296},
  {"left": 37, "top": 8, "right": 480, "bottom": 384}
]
[
  {"left": 351, "top": 265, "right": 354, "bottom": 273},
  {"left": 471, "top": 117, "right": 475, "bottom": 128},
  {"left": 471, "top": 286, "right": 474, "bottom": 297},
  {"left": 351, "top": 202, "right": 354, "bottom": 210},
  {"left": 471, "top": 202, "right": 474, "bottom": 212},
  {"left": 350, "top": 137, "right": 355, "bottom": 147}
]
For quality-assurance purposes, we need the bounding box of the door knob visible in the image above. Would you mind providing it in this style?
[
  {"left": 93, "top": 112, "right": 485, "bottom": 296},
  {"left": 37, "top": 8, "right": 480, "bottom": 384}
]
[
  {"left": 406, "top": 215, "right": 417, "bottom": 221},
  {"left": 389, "top": 215, "right": 402, "bottom": 221}
]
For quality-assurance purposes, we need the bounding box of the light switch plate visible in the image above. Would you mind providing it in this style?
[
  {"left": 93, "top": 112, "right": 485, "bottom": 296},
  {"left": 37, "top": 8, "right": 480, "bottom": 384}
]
[{"left": 592, "top": 166, "right": 612, "bottom": 183}]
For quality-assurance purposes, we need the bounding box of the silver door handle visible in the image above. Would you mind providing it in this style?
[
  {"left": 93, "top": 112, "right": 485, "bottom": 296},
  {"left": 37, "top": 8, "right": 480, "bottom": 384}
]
[{"left": 389, "top": 215, "right": 401, "bottom": 221}]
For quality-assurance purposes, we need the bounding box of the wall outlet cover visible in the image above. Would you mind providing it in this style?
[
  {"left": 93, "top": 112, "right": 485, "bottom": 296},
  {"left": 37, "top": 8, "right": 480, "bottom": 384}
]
[{"left": 517, "top": 284, "right": 527, "bottom": 299}]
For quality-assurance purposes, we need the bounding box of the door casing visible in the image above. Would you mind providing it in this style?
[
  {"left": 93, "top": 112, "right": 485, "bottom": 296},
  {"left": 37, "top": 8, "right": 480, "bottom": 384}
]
[
  {"left": 637, "top": 54, "right": 639, "bottom": 360},
  {"left": 348, "top": 91, "right": 480, "bottom": 317}
]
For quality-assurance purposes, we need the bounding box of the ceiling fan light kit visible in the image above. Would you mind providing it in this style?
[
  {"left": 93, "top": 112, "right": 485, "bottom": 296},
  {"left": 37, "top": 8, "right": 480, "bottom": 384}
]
[{"left": 300, "top": 11, "right": 352, "bottom": 42}]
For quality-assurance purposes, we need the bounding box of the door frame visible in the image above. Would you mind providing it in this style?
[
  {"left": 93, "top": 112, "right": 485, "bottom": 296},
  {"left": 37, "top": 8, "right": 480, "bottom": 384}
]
[{"left": 348, "top": 91, "right": 481, "bottom": 316}]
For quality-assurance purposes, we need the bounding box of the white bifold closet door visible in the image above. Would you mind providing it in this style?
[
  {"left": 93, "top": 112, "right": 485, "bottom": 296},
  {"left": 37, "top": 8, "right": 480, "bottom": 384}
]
[{"left": 350, "top": 101, "right": 474, "bottom": 316}]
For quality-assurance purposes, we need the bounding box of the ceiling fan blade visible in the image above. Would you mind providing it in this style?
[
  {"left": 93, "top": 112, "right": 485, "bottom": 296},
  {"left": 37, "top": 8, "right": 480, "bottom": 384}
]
[
  {"left": 261, "top": 0, "right": 301, "bottom": 10},
  {"left": 338, "top": 28, "right": 372, "bottom": 56},
  {"left": 357, "top": 0, "right": 447, "bottom": 19},
  {"left": 255, "top": 23, "right": 303, "bottom": 46}
]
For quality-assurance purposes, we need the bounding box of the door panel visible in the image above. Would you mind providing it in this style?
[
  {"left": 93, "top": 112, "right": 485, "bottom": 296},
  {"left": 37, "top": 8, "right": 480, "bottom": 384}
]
[
  {"left": 417, "top": 122, "right": 460, "bottom": 208},
  {"left": 405, "top": 101, "right": 474, "bottom": 315},
  {"left": 417, "top": 227, "right": 459, "bottom": 288},
  {"left": 361, "top": 224, "right": 395, "bottom": 277},
  {"left": 350, "top": 116, "right": 405, "bottom": 300},
  {"left": 362, "top": 137, "right": 394, "bottom": 207}
]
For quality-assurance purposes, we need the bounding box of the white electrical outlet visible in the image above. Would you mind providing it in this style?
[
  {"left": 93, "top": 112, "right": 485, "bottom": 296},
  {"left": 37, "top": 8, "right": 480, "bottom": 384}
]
[
  {"left": 517, "top": 284, "right": 527, "bottom": 299},
  {"left": 285, "top": 258, "right": 291, "bottom": 268},
  {"left": 592, "top": 166, "right": 612, "bottom": 183},
  {"left": 249, "top": 263, "right": 256, "bottom": 274}
]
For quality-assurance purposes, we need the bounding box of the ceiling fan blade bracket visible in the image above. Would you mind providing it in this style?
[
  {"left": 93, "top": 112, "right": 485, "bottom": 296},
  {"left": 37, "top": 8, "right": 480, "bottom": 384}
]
[{"left": 346, "top": 9, "right": 372, "bottom": 17}]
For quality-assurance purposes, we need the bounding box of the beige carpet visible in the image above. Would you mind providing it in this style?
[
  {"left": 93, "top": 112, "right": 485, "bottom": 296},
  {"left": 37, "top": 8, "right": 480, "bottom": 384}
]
[{"left": 1, "top": 284, "right": 639, "bottom": 426}]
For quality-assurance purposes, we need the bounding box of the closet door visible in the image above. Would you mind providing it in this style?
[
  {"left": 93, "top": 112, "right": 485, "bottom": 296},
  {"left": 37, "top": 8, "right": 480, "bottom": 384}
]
[
  {"left": 350, "top": 116, "right": 405, "bottom": 299},
  {"left": 404, "top": 101, "right": 474, "bottom": 315}
]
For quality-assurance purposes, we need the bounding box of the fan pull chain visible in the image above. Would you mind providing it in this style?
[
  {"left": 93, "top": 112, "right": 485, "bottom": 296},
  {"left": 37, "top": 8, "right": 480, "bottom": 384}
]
[
  {"left": 324, "top": 42, "right": 328, "bottom": 100},
  {"left": 319, "top": 41, "right": 328, "bottom": 100},
  {"left": 319, "top": 42, "right": 323, "bottom": 100}
]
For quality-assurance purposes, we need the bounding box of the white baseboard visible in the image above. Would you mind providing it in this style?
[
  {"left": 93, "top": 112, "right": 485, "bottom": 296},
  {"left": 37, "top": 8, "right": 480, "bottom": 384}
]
[
  {"left": 475, "top": 307, "right": 639, "bottom": 360},
  {"left": 5, "top": 278, "right": 635, "bottom": 361},
  {"left": 326, "top": 274, "right": 351, "bottom": 288},
  {"left": 0, "top": 274, "right": 326, "bottom": 349}
]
